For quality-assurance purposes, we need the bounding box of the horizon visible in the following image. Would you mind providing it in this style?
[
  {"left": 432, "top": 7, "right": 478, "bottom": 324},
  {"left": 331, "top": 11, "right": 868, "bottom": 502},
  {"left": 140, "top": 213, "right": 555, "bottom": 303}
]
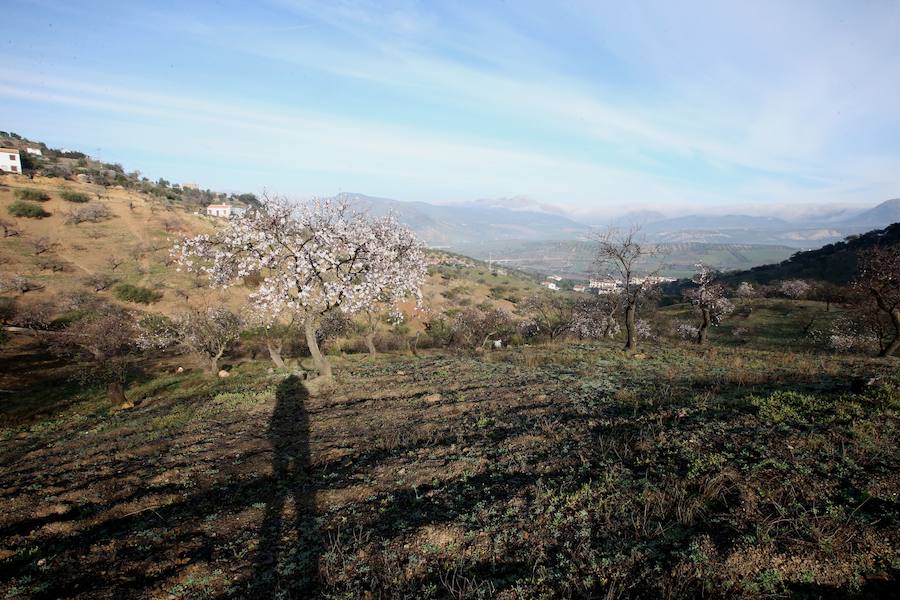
[{"left": 2, "top": 1, "right": 900, "bottom": 216}]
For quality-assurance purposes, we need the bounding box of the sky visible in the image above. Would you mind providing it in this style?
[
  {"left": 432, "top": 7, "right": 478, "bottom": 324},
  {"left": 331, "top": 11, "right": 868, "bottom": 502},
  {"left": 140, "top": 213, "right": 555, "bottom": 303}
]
[{"left": 2, "top": 0, "right": 900, "bottom": 218}]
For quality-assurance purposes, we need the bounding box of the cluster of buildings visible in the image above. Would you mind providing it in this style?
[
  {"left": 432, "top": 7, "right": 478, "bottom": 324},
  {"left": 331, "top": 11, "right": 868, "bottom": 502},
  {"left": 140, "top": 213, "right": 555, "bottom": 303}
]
[
  {"left": 539, "top": 273, "right": 675, "bottom": 294},
  {"left": 588, "top": 275, "right": 675, "bottom": 294},
  {"left": 0, "top": 147, "right": 49, "bottom": 174}
]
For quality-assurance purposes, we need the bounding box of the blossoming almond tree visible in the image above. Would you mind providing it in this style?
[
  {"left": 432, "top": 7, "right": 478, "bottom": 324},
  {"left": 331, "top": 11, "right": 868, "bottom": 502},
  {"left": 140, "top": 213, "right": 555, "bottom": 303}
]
[
  {"left": 684, "top": 263, "right": 734, "bottom": 345},
  {"left": 173, "top": 196, "right": 426, "bottom": 380}
]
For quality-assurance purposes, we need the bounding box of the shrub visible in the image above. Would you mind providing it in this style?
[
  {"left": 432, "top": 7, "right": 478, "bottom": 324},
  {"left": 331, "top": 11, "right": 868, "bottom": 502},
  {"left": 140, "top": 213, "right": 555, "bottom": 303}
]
[
  {"left": 60, "top": 190, "right": 91, "bottom": 203},
  {"left": 8, "top": 201, "right": 50, "bottom": 218},
  {"left": 15, "top": 188, "right": 50, "bottom": 201},
  {"left": 63, "top": 203, "right": 112, "bottom": 224},
  {"left": 82, "top": 273, "right": 117, "bottom": 292},
  {"left": 113, "top": 283, "right": 162, "bottom": 304}
]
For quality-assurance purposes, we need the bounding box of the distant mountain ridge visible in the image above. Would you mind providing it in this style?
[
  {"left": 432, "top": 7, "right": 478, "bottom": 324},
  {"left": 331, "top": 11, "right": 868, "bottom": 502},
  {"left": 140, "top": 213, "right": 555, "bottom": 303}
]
[
  {"left": 335, "top": 193, "right": 590, "bottom": 245},
  {"left": 339, "top": 192, "right": 899, "bottom": 250}
]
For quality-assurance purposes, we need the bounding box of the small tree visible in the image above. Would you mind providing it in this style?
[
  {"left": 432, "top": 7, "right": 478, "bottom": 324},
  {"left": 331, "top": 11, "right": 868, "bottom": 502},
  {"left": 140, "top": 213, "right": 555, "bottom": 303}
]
[
  {"left": 0, "top": 275, "right": 43, "bottom": 295},
  {"left": 55, "top": 307, "right": 138, "bottom": 408},
  {"left": 29, "top": 236, "right": 57, "bottom": 256},
  {"left": 105, "top": 255, "right": 124, "bottom": 271},
  {"left": 570, "top": 295, "right": 620, "bottom": 340},
  {"left": 83, "top": 273, "right": 117, "bottom": 292},
  {"left": 593, "top": 226, "right": 665, "bottom": 352},
  {"left": 852, "top": 247, "right": 899, "bottom": 357},
  {"left": 174, "top": 196, "right": 425, "bottom": 380},
  {"left": 449, "top": 306, "right": 515, "bottom": 351},
  {"left": 0, "top": 218, "right": 21, "bottom": 237},
  {"left": 140, "top": 308, "right": 242, "bottom": 374},
  {"left": 519, "top": 293, "right": 573, "bottom": 340},
  {"left": 735, "top": 281, "right": 756, "bottom": 301},
  {"left": 812, "top": 281, "right": 847, "bottom": 312},
  {"left": 683, "top": 263, "right": 734, "bottom": 345},
  {"left": 780, "top": 279, "right": 811, "bottom": 300}
]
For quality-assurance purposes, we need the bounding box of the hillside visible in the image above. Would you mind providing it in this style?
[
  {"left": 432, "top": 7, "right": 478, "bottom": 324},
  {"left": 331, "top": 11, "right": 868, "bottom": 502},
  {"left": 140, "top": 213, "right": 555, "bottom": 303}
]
[
  {"left": 720, "top": 221, "right": 900, "bottom": 285},
  {"left": 0, "top": 176, "right": 545, "bottom": 331}
]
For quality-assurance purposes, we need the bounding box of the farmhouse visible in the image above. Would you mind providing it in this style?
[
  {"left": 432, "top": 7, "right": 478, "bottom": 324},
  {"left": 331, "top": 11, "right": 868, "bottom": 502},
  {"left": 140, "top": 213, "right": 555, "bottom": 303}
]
[
  {"left": 206, "top": 204, "right": 246, "bottom": 218},
  {"left": 25, "top": 147, "right": 42, "bottom": 156},
  {"left": 0, "top": 148, "right": 22, "bottom": 174}
]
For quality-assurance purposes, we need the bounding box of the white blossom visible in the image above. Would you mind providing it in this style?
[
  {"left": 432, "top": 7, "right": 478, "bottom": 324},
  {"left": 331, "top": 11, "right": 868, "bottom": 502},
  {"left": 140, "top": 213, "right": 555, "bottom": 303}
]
[{"left": 173, "top": 196, "right": 426, "bottom": 325}]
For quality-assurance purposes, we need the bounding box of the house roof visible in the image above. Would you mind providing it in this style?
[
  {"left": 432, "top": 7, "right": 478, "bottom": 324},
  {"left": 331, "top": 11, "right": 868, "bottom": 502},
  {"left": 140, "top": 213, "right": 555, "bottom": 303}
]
[
  {"left": 206, "top": 204, "right": 232, "bottom": 209},
  {"left": 0, "top": 148, "right": 20, "bottom": 154}
]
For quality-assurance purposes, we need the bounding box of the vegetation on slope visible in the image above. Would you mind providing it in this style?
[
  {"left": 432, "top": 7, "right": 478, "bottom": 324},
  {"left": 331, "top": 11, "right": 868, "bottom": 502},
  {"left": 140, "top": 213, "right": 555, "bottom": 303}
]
[
  {"left": 0, "top": 339, "right": 896, "bottom": 598},
  {"left": 721, "top": 222, "right": 900, "bottom": 286}
]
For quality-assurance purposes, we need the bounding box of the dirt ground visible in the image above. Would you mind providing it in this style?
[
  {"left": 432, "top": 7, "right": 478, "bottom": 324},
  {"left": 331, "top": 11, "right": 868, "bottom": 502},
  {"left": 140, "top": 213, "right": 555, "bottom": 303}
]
[{"left": 1, "top": 341, "right": 898, "bottom": 598}]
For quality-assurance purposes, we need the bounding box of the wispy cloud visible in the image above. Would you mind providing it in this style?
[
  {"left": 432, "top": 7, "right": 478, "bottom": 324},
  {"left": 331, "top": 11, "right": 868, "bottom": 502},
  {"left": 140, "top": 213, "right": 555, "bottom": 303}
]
[{"left": 1, "top": 0, "right": 898, "bottom": 215}]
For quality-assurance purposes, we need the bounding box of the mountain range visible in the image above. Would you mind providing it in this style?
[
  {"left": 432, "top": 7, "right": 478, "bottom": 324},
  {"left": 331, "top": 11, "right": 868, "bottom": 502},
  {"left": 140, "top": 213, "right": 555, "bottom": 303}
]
[{"left": 341, "top": 193, "right": 900, "bottom": 250}]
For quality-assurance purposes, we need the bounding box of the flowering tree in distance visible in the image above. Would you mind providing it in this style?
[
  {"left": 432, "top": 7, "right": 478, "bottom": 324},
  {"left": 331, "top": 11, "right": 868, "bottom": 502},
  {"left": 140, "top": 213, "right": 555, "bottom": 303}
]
[
  {"left": 174, "top": 197, "right": 426, "bottom": 379},
  {"left": 780, "top": 279, "right": 811, "bottom": 300},
  {"left": 683, "top": 263, "right": 734, "bottom": 345}
]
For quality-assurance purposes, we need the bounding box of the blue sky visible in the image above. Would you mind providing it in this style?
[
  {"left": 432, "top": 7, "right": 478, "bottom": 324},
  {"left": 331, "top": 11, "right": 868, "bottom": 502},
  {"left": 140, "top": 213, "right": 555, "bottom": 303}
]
[{"left": 2, "top": 0, "right": 899, "bottom": 217}]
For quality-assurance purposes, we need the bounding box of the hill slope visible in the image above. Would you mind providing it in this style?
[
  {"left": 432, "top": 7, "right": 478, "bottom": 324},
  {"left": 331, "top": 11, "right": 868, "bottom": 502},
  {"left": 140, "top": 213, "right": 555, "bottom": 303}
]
[
  {"left": 720, "top": 221, "right": 900, "bottom": 285},
  {"left": 0, "top": 177, "right": 544, "bottom": 328}
]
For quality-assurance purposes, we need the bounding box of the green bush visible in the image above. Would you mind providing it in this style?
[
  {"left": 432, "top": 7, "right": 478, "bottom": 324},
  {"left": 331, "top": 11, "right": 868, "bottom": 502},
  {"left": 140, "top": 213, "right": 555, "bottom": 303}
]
[
  {"left": 60, "top": 190, "right": 90, "bottom": 203},
  {"left": 114, "top": 283, "right": 162, "bottom": 304},
  {"left": 750, "top": 390, "right": 827, "bottom": 424},
  {"left": 15, "top": 188, "right": 50, "bottom": 201},
  {"left": 8, "top": 200, "right": 51, "bottom": 218}
]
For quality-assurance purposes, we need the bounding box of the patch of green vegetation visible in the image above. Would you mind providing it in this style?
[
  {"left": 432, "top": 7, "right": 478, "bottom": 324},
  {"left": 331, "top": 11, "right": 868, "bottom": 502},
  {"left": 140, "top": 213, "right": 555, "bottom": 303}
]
[
  {"left": 113, "top": 283, "right": 163, "bottom": 304},
  {"left": 59, "top": 190, "right": 91, "bottom": 203},
  {"left": 14, "top": 188, "right": 50, "bottom": 201},
  {"left": 7, "top": 200, "right": 50, "bottom": 218}
]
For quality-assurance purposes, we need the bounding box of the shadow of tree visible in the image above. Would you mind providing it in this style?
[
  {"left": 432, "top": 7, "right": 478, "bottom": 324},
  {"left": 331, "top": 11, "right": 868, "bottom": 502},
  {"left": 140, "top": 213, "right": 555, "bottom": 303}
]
[{"left": 244, "top": 375, "right": 319, "bottom": 597}]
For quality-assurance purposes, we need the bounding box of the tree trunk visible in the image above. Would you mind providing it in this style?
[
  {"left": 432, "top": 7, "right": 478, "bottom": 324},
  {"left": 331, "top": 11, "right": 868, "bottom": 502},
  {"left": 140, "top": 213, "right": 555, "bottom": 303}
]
[
  {"left": 624, "top": 302, "right": 636, "bottom": 352},
  {"left": 364, "top": 332, "right": 377, "bottom": 356},
  {"left": 267, "top": 339, "right": 285, "bottom": 368},
  {"left": 209, "top": 356, "right": 219, "bottom": 374},
  {"left": 106, "top": 381, "right": 131, "bottom": 408},
  {"left": 696, "top": 308, "right": 710, "bottom": 345},
  {"left": 879, "top": 308, "right": 900, "bottom": 357},
  {"left": 304, "top": 319, "right": 333, "bottom": 380}
]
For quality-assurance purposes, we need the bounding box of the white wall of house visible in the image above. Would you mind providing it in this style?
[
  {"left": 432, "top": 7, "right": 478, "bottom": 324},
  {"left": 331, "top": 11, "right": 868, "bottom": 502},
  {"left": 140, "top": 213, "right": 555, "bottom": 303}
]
[
  {"left": 0, "top": 149, "right": 22, "bottom": 174},
  {"left": 206, "top": 205, "right": 247, "bottom": 218},
  {"left": 25, "top": 148, "right": 42, "bottom": 156}
]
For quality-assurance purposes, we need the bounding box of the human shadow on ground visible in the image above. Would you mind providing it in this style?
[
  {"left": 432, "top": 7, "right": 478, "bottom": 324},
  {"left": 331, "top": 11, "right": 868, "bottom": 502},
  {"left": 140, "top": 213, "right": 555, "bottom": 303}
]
[{"left": 245, "top": 375, "right": 319, "bottom": 597}]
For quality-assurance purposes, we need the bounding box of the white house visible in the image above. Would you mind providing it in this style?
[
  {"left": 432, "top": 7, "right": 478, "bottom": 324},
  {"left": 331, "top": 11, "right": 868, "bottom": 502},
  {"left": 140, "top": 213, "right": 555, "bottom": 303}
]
[
  {"left": 540, "top": 281, "right": 559, "bottom": 291},
  {"left": 546, "top": 275, "right": 563, "bottom": 282},
  {"left": 573, "top": 285, "right": 587, "bottom": 292},
  {"left": 206, "top": 204, "right": 246, "bottom": 218},
  {"left": 25, "top": 147, "right": 42, "bottom": 156},
  {"left": 0, "top": 148, "right": 22, "bottom": 174}
]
